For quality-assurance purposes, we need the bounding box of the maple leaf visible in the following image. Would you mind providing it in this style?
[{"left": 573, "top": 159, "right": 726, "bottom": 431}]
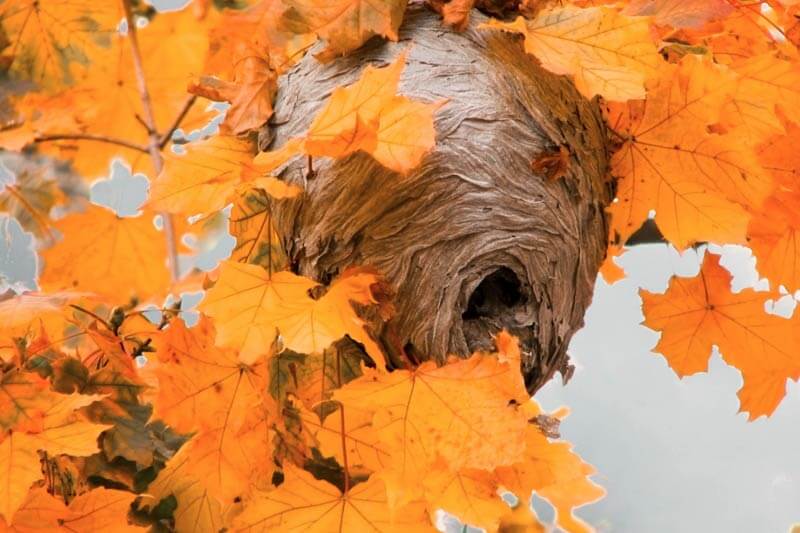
[
  {"left": 300, "top": 402, "right": 390, "bottom": 474},
  {"left": 200, "top": 261, "right": 383, "bottom": 365},
  {"left": 747, "top": 122, "right": 800, "bottom": 292},
  {"left": 0, "top": 92, "right": 85, "bottom": 154},
  {"left": 230, "top": 187, "right": 292, "bottom": 271},
  {"left": 623, "top": 0, "right": 733, "bottom": 28},
  {"left": 0, "top": 487, "right": 68, "bottom": 532},
  {"left": 0, "top": 1, "right": 120, "bottom": 88},
  {"left": 0, "top": 162, "right": 66, "bottom": 241},
  {"left": 0, "top": 433, "right": 41, "bottom": 523},
  {"left": 492, "top": 400, "right": 604, "bottom": 533},
  {"left": 154, "top": 416, "right": 273, "bottom": 505},
  {"left": 149, "top": 135, "right": 264, "bottom": 217},
  {"left": 233, "top": 466, "right": 432, "bottom": 532},
  {"left": 280, "top": 0, "right": 409, "bottom": 61},
  {"left": 39, "top": 205, "right": 171, "bottom": 300},
  {"left": 254, "top": 52, "right": 443, "bottom": 174},
  {"left": 0, "top": 292, "right": 89, "bottom": 347},
  {"left": 153, "top": 317, "right": 266, "bottom": 434},
  {"left": 641, "top": 252, "right": 800, "bottom": 419},
  {"left": 482, "top": 6, "right": 661, "bottom": 101},
  {"left": 59, "top": 488, "right": 143, "bottom": 532},
  {"left": 145, "top": 469, "right": 228, "bottom": 533},
  {"left": 372, "top": 97, "right": 446, "bottom": 174},
  {"left": 609, "top": 56, "right": 773, "bottom": 249},
  {"left": 0, "top": 385, "right": 107, "bottom": 521},
  {"left": 423, "top": 466, "right": 510, "bottom": 531},
  {"left": 719, "top": 54, "right": 800, "bottom": 147},
  {"left": 203, "top": 0, "right": 314, "bottom": 80},
  {"left": 190, "top": 53, "right": 277, "bottom": 136},
  {"left": 333, "top": 354, "right": 529, "bottom": 505},
  {"left": 17, "top": 7, "right": 215, "bottom": 180},
  {"left": 0, "top": 371, "right": 52, "bottom": 431},
  {"left": 304, "top": 53, "right": 406, "bottom": 158}
]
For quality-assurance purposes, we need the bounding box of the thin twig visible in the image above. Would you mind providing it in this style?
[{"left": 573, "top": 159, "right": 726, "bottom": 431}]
[
  {"left": 159, "top": 94, "right": 197, "bottom": 149},
  {"left": 122, "top": 0, "right": 180, "bottom": 282},
  {"left": 34, "top": 133, "right": 149, "bottom": 153},
  {"left": 69, "top": 304, "right": 112, "bottom": 331}
]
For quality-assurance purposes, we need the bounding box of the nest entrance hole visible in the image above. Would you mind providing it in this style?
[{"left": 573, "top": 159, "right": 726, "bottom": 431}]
[{"left": 462, "top": 267, "right": 526, "bottom": 321}]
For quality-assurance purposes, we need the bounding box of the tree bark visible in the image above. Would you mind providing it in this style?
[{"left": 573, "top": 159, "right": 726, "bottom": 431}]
[{"left": 263, "top": 5, "right": 613, "bottom": 393}]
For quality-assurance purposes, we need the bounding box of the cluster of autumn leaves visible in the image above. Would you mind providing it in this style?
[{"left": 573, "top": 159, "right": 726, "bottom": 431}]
[{"left": 0, "top": 0, "right": 799, "bottom": 531}]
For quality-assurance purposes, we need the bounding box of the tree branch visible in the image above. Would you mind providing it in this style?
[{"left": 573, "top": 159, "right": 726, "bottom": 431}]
[
  {"left": 122, "top": 0, "right": 180, "bottom": 282},
  {"left": 159, "top": 94, "right": 197, "bottom": 149},
  {"left": 34, "top": 134, "right": 149, "bottom": 154}
]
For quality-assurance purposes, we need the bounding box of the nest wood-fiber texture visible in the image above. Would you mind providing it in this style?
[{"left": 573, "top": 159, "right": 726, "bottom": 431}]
[{"left": 264, "top": 6, "right": 613, "bottom": 393}]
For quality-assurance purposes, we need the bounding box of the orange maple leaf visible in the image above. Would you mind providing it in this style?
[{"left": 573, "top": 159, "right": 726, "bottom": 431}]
[
  {"left": 746, "top": 119, "right": 800, "bottom": 293},
  {"left": 609, "top": 56, "right": 773, "bottom": 249},
  {"left": 148, "top": 135, "right": 298, "bottom": 217},
  {"left": 641, "top": 252, "right": 800, "bottom": 419},
  {"left": 495, "top": 400, "right": 605, "bottom": 533},
  {"left": 39, "top": 205, "right": 171, "bottom": 300},
  {"left": 153, "top": 317, "right": 266, "bottom": 434},
  {"left": 254, "top": 52, "right": 444, "bottom": 174},
  {"left": 333, "top": 353, "right": 529, "bottom": 505},
  {"left": 234, "top": 466, "right": 432, "bottom": 532}
]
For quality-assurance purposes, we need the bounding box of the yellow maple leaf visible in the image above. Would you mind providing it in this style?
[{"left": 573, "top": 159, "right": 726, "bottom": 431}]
[
  {"left": 747, "top": 121, "right": 800, "bottom": 292},
  {"left": 720, "top": 53, "right": 800, "bottom": 146},
  {"left": 149, "top": 135, "right": 267, "bottom": 217},
  {"left": 482, "top": 6, "right": 661, "bottom": 101},
  {"left": 59, "top": 488, "right": 143, "bottom": 532},
  {"left": 254, "top": 51, "right": 443, "bottom": 174},
  {"left": 0, "top": 1, "right": 121, "bottom": 88},
  {"left": 301, "top": 403, "right": 390, "bottom": 474},
  {"left": 0, "top": 433, "right": 41, "bottom": 522},
  {"left": 145, "top": 469, "right": 228, "bottom": 533},
  {"left": 373, "top": 97, "right": 446, "bottom": 174},
  {"left": 234, "top": 466, "right": 433, "bottom": 532},
  {"left": 200, "top": 261, "right": 383, "bottom": 365},
  {"left": 333, "top": 354, "right": 529, "bottom": 505},
  {"left": 154, "top": 417, "right": 273, "bottom": 505},
  {"left": 304, "top": 52, "right": 406, "bottom": 158},
  {"left": 423, "top": 467, "right": 510, "bottom": 531},
  {"left": 39, "top": 205, "right": 171, "bottom": 300},
  {"left": 230, "top": 187, "right": 293, "bottom": 271}
]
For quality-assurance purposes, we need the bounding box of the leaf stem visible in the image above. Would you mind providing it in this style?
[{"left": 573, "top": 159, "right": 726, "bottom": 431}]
[
  {"left": 122, "top": 0, "right": 180, "bottom": 282},
  {"left": 69, "top": 304, "right": 112, "bottom": 331},
  {"left": 337, "top": 350, "right": 350, "bottom": 493},
  {"left": 33, "top": 134, "right": 150, "bottom": 153},
  {"left": 159, "top": 94, "right": 198, "bottom": 149}
]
